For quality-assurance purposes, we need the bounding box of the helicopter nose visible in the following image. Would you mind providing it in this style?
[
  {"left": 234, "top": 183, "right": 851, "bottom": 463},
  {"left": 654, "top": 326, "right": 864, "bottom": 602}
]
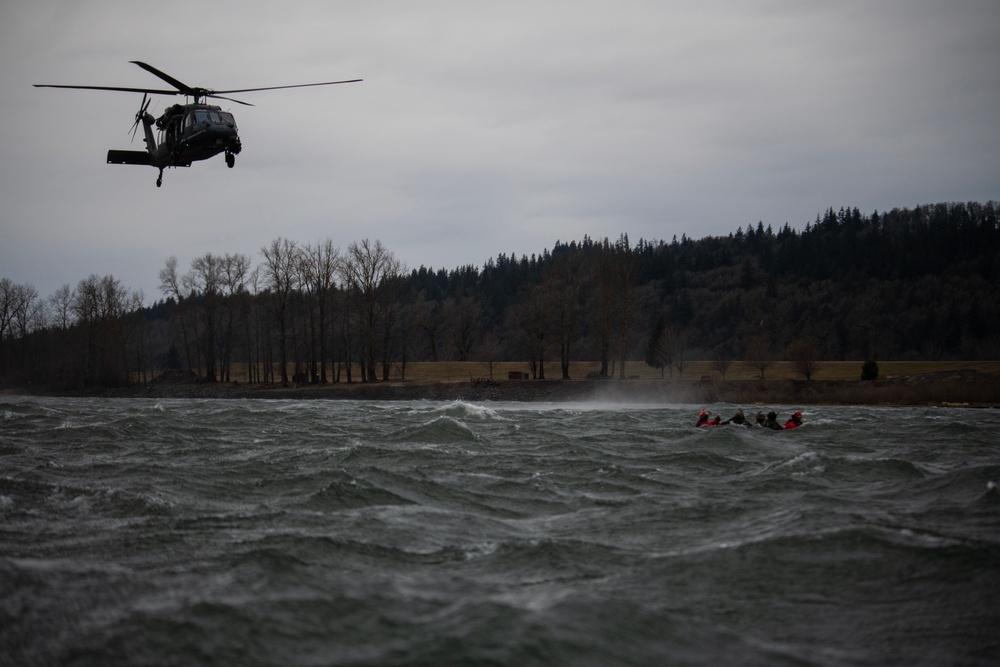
[
  {"left": 208, "top": 123, "right": 237, "bottom": 140},
  {"left": 211, "top": 124, "right": 240, "bottom": 149}
]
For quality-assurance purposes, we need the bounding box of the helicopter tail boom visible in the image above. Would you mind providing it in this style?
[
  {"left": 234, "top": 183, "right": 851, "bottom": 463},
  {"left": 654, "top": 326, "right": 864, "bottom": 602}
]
[{"left": 108, "top": 104, "right": 160, "bottom": 167}]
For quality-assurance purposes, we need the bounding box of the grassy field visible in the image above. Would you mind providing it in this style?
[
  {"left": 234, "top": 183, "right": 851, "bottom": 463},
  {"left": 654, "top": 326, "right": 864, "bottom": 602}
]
[
  {"left": 186, "top": 359, "right": 1000, "bottom": 384},
  {"left": 125, "top": 359, "right": 1000, "bottom": 406},
  {"left": 383, "top": 359, "right": 1000, "bottom": 383}
]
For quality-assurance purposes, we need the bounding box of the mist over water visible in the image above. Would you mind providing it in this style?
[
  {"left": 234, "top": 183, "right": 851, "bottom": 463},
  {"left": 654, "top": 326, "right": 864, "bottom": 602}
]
[{"left": 2, "top": 397, "right": 999, "bottom": 666}]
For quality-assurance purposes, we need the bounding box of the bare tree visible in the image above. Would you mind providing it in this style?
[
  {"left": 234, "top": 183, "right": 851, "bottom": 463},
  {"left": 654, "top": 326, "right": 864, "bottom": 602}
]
[
  {"left": 48, "top": 284, "right": 73, "bottom": 330},
  {"left": 672, "top": 327, "right": 690, "bottom": 379},
  {"left": 506, "top": 283, "right": 555, "bottom": 379},
  {"left": 0, "top": 281, "right": 42, "bottom": 381},
  {"left": 711, "top": 347, "right": 733, "bottom": 380},
  {"left": 159, "top": 256, "right": 197, "bottom": 373},
  {"left": 71, "top": 275, "right": 138, "bottom": 387},
  {"left": 42, "top": 284, "right": 76, "bottom": 385},
  {"left": 592, "top": 239, "right": 617, "bottom": 378},
  {"left": 547, "top": 247, "right": 585, "bottom": 379},
  {"left": 300, "top": 240, "right": 341, "bottom": 383},
  {"left": 0, "top": 279, "right": 14, "bottom": 348},
  {"left": 342, "top": 239, "right": 403, "bottom": 381},
  {"left": 393, "top": 287, "right": 426, "bottom": 380},
  {"left": 444, "top": 294, "right": 481, "bottom": 362},
  {"left": 260, "top": 238, "right": 301, "bottom": 387},
  {"left": 123, "top": 290, "right": 149, "bottom": 384},
  {"left": 645, "top": 312, "right": 672, "bottom": 378},
  {"left": 612, "top": 235, "right": 640, "bottom": 379},
  {"left": 787, "top": 338, "right": 822, "bottom": 380},
  {"left": 746, "top": 336, "right": 773, "bottom": 380},
  {"left": 220, "top": 253, "right": 252, "bottom": 382},
  {"left": 589, "top": 235, "right": 643, "bottom": 378},
  {"left": 184, "top": 253, "right": 224, "bottom": 381},
  {"left": 416, "top": 296, "right": 442, "bottom": 361},
  {"left": 246, "top": 265, "right": 266, "bottom": 383},
  {"left": 476, "top": 331, "right": 504, "bottom": 381},
  {"left": 9, "top": 283, "right": 40, "bottom": 340},
  {"left": 377, "top": 263, "right": 406, "bottom": 381},
  {"left": 337, "top": 283, "right": 355, "bottom": 383},
  {"left": 4, "top": 282, "right": 42, "bottom": 382}
]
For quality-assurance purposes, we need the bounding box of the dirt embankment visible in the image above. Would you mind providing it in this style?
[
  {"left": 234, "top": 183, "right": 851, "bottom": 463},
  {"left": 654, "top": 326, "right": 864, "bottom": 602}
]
[{"left": 58, "top": 368, "right": 1000, "bottom": 407}]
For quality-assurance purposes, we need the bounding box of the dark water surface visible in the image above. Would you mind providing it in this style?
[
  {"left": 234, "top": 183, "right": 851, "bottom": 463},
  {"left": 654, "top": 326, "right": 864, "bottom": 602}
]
[{"left": 2, "top": 397, "right": 999, "bottom": 666}]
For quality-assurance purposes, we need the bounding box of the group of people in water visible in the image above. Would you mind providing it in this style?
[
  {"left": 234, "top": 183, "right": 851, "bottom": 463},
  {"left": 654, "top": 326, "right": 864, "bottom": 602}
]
[{"left": 697, "top": 408, "right": 803, "bottom": 430}]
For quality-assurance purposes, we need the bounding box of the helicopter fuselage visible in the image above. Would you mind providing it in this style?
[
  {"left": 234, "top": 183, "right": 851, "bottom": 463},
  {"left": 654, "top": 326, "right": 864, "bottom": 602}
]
[
  {"left": 156, "top": 103, "right": 241, "bottom": 164},
  {"left": 108, "top": 103, "right": 242, "bottom": 184}
]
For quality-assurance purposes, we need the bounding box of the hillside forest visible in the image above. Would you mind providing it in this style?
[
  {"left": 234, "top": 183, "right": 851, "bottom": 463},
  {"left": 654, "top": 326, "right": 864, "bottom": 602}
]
[{"left": 1, "top": 201, "right": 998, "bottom": 390}]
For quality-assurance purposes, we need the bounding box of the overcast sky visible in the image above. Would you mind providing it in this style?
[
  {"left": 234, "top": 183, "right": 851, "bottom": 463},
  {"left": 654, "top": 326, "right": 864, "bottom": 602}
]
[{"left": 2, "top": 0, "right": 998, "bottom": 303}]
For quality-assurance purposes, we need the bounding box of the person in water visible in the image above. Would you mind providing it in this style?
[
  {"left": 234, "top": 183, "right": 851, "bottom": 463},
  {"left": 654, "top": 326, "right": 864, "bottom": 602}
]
[
  {"left": 696, "top": 410, "right": 721, "bottom": 427},
  {"left": 784, "top": 411, "right": 804, "bottom": 429},
  {"left": 754, "top": 411, "right": 767, "bottom": 427},
  {"left": 724, "top": 409, "right": 750, "bottom": 427},
  {"left": 763, "top": 411, "right": 783, "bottom": 430}
]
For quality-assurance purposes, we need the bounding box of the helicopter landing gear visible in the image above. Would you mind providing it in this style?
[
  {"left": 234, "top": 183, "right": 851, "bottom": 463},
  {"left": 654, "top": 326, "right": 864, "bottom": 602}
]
[
  {"left": 156, "top": 169, "right": 163, "bottom": 188},
  {"left": 225, "top": 152, "right": 235, "bottom": 168}
]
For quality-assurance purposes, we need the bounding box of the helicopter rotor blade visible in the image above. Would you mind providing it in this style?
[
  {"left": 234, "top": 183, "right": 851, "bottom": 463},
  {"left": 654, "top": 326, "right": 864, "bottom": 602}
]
[
  {"left": 33, "top": 84, "right": 181, "bottom": 96},
  {"left": 129, "top": 61, "right": 195, "bottom": 94},
  {"left": 207, "top": 94, "right": 255, "bottom": 107},
  {"left": 213, "top": 79, "right": 363, "bottom": 95},
  {"left": 36, "top": 64, "right": 362, "bottom": 106}
]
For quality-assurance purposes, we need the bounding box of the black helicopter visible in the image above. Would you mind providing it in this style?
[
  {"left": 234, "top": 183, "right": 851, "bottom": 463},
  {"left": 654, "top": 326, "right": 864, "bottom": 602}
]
[{"left": 35, "top": 61, "right": 361, "bottom": 187}]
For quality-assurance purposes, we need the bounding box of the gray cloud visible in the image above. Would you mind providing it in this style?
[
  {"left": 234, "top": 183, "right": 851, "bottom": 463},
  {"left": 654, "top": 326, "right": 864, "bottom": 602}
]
[{"left": 2, "top": 0, "right": 998, "bottom": 301}]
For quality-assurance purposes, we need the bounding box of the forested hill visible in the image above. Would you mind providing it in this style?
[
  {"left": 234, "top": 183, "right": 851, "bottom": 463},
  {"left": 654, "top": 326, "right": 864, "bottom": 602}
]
[
  {"left": 408, "top": 201, "right": 999, "bottom": 363},
  {"left": 2, "top": 200, "right": 998, "bottom": 389}
]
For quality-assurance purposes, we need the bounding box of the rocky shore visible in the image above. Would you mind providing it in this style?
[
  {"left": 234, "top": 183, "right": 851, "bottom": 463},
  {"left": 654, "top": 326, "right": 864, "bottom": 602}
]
[{"left": 38, "top": 367, "right": 998, "bottom": 407}]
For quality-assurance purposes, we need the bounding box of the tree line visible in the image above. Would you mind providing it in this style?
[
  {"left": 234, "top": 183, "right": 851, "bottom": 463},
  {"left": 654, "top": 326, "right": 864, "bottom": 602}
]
[{"left": 2, "top": 200, "right": 997, "bottom": 389}]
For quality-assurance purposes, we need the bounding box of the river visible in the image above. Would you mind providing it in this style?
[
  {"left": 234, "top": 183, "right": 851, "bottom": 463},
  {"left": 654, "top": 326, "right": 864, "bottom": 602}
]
[{"left": 2, "top": 397, "right": 998, "bottom": 666}]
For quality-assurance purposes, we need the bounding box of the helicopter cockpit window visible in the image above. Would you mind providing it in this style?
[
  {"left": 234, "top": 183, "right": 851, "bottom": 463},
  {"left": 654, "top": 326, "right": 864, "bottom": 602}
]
[{"left": 190, "top": 110, "right": 232, "bottom": 124}]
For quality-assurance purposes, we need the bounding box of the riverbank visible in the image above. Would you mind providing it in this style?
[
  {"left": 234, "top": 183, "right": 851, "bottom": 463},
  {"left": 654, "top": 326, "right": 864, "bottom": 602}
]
[{"left": 18, "top": 366, "right": 997, "bottom": 407}]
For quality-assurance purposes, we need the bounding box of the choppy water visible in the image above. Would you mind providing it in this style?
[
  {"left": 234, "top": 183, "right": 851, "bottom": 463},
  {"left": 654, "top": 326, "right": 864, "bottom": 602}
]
[{"left": 2, "top": 396, "right": 999, "bottom": 666}]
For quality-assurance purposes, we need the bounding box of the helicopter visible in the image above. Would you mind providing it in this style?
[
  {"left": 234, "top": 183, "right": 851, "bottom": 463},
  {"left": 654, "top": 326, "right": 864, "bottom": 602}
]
[{"left": 35, "top": 61, "right": 361, "bottom": 187}]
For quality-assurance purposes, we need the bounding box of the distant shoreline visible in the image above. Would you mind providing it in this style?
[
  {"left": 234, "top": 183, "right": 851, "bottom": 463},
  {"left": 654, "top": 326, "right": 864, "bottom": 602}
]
[{"left": 10, "top": 368, "right": 999, "bottom": 408}]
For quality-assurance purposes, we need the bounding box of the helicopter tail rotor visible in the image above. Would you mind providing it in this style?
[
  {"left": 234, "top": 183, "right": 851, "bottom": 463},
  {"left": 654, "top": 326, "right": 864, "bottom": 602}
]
[{"left": 129, "top": 93, "right": 152, "bottom": 142}]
